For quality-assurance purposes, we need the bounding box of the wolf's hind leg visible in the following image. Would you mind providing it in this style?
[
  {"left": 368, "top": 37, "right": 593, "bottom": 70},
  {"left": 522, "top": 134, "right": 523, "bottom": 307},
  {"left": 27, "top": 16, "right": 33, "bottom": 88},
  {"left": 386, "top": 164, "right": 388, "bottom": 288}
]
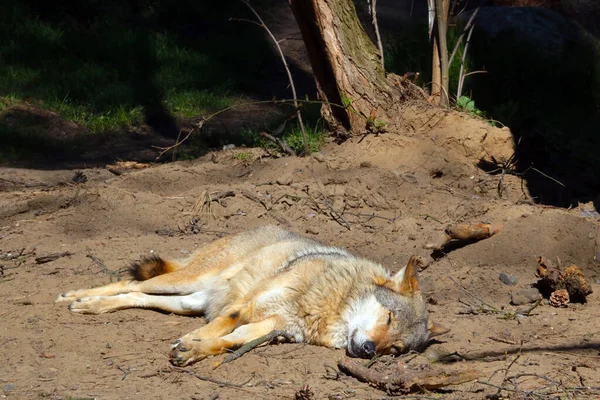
[
  {"left": 58, "top": 235, "right": 236, "bottom": 303},
  {"left": 56, "top": 263, "right": 217, "bottom": 302},
  {"left": 67, "top": 292, "right": 209, "bottom": 315},
  {"left": 170, "top": 315, "right": 283, "bottom": 366}
]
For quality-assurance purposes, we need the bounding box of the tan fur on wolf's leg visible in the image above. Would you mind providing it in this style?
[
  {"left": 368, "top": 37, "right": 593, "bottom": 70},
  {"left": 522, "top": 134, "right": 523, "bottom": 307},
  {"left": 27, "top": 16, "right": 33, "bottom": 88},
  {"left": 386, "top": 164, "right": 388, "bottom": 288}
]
[
  {"left": 56, "top": 266, "right": 218, "bottom": 303},
  {"left": 56, "top": 279, "right": 138, "bottom": 302},
  {"left": 57, "top": 236, "right": 236, "bottom": 303},
  {"left": 170, "top": 315, "right": 282, "bottom": 366},
  {"left": 67, "top": 292, "right": 203, "bottom": 315},
  {"left": 171, "top": 305, "right": 246, "bottom": 343}
]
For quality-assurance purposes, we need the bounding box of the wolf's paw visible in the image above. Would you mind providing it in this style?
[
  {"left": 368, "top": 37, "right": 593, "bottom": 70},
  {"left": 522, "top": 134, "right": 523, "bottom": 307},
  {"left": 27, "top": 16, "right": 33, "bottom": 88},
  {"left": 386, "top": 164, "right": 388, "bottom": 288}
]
[
  {"left": 56, "top": 290, "right": 82, "bottom": 303},
  {"left": 67, "top": 296, "right": 109, "bottom": 314},
  {"left": 169, "top": 337, "right": 208, "bottom": 367}
]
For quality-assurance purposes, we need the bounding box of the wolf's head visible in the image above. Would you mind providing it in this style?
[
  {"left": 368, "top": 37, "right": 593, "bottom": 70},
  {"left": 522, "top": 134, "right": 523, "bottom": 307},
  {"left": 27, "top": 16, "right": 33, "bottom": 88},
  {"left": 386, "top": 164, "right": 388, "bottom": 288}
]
[{"left": 346, "top": 256, "right": 448, "bottom": 358}]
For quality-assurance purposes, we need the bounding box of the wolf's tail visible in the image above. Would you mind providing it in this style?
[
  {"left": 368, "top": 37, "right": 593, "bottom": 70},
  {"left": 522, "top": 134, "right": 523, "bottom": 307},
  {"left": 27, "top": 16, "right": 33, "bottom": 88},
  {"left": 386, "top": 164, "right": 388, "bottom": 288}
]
[{"left": 129, "top": 255, "right": 181, "bottom": 281}]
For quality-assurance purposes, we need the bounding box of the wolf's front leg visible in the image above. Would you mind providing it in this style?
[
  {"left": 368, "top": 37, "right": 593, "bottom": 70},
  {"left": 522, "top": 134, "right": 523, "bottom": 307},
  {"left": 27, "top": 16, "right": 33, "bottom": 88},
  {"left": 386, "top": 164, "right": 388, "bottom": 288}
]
[{"left": 170, "top": 315, "right": 283, "bottom": 366}]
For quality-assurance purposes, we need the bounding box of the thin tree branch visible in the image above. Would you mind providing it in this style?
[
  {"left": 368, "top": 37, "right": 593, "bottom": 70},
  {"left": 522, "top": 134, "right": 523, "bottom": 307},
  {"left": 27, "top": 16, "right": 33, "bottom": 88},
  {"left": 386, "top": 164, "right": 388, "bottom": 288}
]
[
  {"left": 239, "top": 1, "right": 309, "bottom": 155},
  {"left": 370, "top": 0, "right": 385, "bottom": 69}
]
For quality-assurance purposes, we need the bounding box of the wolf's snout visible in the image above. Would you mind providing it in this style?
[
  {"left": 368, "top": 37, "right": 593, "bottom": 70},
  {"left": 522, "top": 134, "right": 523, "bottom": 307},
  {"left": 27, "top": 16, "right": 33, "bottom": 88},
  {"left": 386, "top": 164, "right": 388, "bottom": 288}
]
[
  {"left": 349, "top": 339, "right": 376, "bottom": 358},
  {"left": 361, "top": 340, "right": 376, "bottom": 357}
]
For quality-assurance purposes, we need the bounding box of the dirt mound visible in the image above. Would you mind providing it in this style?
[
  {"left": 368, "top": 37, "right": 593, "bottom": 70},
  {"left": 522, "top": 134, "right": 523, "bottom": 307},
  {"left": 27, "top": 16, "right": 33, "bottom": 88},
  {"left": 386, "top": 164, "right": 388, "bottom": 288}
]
[{"left": 1, "top": 113, "right": 599, "bottom": 399}]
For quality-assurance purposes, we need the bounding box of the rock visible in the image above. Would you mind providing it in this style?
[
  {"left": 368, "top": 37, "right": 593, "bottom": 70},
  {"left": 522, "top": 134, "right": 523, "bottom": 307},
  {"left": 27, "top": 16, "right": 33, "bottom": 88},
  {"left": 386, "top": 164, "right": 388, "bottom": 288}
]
[
  {"left": 499, "top": 272, "right": 518, "bottom": 286},
  {"left": 511, "top": 288, "right": 542, "bottom": 306},
  {"left": 312, "top": 152, "right": 326, "bottom": 162},
  {"left": 276, "top": 173, "right": 293, "bottom": 186}
]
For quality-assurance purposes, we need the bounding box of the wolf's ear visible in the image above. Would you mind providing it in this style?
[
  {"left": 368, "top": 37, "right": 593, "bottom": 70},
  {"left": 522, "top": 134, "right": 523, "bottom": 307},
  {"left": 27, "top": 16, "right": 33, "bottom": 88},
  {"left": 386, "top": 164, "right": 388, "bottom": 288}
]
[
  {"left": 428, "top": 320, "right": 450, "bottom": 338},
  {"left": 377, "top": 256, "right": 420, "bottom": 295}
]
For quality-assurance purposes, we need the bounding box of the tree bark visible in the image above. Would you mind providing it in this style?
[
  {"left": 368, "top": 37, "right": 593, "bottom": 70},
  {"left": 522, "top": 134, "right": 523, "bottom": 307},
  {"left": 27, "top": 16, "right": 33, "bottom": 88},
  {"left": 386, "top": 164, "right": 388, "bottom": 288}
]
[{"left": 289, "top": 0, "right": 405, "bottom": 136}]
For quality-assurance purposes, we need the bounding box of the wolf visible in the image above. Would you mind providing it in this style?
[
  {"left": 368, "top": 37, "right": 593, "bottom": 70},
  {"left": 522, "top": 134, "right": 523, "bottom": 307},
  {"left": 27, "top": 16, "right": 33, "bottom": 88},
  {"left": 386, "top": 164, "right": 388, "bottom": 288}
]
[{"left": 57, "top": 225, "right": 447, "bottom": 366}]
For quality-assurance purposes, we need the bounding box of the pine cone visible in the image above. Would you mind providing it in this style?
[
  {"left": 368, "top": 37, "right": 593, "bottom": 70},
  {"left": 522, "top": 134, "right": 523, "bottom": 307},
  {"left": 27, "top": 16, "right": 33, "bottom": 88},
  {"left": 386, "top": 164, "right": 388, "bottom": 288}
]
[
  {"left": 549, "top": 289, "right": 569, "bottom": 307},
  {"left": 295, "top": 385, "right": 314, "bottom": 400}
]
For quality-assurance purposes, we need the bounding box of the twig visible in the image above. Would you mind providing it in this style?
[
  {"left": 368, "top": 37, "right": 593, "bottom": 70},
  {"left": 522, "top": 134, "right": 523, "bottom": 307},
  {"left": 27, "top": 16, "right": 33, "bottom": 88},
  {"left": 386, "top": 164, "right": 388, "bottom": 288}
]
[
  {"left": 240, "top": 189, "right": 269, "bottom": 210},
  {"left": 519, "top": 299, "right": 541, "bottom": 316},
  {"left": 529, "top": 166, "right": 565, "bottom": 187},
  {"left": 35, "top": 252, "right": 73, "bottom": 264},
  {"left": 152, "top": 127, "right": 197, "bottom": 161},
  {"left": 259, "top": 131, "right": 295, "bottom": 156},
  {"left": 86, "top": 254, "right": 123, "bottom": 282},
  {"left": 117, "top": 364, "right": 131, "bottom": 381},
  {"left": 213, "top": 330, "right": 295, "bottom": 369},
  {"left": 370, "top": 0, "right": 384, "bottom": 69},
  {"left": 238, "top": 1, "right": 309, "bottom": 155}
]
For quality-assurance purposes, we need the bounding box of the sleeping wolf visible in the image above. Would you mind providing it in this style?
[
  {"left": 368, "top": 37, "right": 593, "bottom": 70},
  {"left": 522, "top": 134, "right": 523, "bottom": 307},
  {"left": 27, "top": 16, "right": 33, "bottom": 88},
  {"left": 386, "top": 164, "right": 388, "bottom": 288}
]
[{"left": 57, "top": 225, "right": 447, "bottom": 366}]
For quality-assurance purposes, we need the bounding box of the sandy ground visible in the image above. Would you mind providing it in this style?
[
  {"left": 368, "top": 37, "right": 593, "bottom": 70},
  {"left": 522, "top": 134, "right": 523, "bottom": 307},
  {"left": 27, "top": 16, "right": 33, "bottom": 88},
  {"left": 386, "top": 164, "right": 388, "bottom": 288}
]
[
  {"left": 2, "top": 3, "right": 600, "bottom": 399},
  {"left": 1, "top": 104, "right": 600, "bottom": 399}
]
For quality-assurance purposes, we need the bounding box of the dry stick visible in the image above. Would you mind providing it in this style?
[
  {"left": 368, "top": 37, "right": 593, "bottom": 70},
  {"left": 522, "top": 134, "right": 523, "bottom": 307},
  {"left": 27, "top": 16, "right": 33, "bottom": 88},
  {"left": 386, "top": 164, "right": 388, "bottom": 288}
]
[
  {"left": 259, "top": 131, "right": 295, "bottom": 156},
  {"left": 152, "top": 127, "right": 196, "bottom": 161},
  {"left": 239, "top": 0, "right": 309, "bottom": 155},
  {"left": 86, "top": 254, "right": 123, "bottom": 282},
  {"left": 370, "top": 0, "right": 385, "bottom": 69},
  {"left": 35, "top": 252, "right": 73, "bottom": 264},
  {"left": 448, "top": 6, "right": 480, "bottom": 67},
  {"left": 213, "top": 330, "right": 295, "bottom": 369},
  {"left": 240, "top": 189, "right": 269, "bottom": 210},
  {"left": 338, "top": 358, "right": 480, "bottom": 395},
  {"left": 456, "top": 22, "right": 474, "bottom": 99},
  {"left": 489, "top": 354, "right": 521, "bottom": 399}
]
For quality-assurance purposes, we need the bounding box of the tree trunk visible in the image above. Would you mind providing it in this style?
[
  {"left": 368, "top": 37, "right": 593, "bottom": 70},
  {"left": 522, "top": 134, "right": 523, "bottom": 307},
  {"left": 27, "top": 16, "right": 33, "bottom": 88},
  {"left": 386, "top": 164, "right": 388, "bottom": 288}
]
[
  {"left": 432, "top": 0, "right": 450, "bottom": 105},
  {"left": 289, "top": 0, "right": 406, "bottom": 136}
]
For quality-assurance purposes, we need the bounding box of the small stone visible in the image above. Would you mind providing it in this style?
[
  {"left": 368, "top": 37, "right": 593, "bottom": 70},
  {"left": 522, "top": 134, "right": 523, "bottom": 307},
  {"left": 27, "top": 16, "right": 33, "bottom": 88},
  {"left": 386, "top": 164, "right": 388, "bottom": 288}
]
[
  {"left": 499, "top": 272, "right": 518, "bottom": 286},
  {"left": 306, "top": 227, "right": 319, "bottom": 235},
  {"left": 359, "top": 161, "right": 372, "bottom": 168},
  {"left": 3, "top": 384, "right": 14, "bottom": 393},
  {"left": 510, "top": 288, "right": 542, "bottom": 305}
]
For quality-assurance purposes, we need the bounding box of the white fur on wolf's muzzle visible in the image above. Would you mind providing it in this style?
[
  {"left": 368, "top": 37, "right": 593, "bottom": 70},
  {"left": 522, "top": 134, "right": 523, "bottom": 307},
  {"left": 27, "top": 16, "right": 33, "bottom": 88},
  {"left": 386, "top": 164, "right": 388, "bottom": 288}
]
[{"left": 344, "top": 295, "right": 381, "bottom": 357}]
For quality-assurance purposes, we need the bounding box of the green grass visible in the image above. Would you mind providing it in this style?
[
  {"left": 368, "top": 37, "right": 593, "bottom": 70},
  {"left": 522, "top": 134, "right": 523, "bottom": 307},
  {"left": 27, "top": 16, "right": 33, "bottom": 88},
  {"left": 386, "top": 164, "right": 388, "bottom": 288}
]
[
  {"left": 281, "top": 120, "right": 326, "bottom": 154},
  {"left": 0, "top": 0, "right": 275, "bottom": 135},
  {"left": 174, "top": 103, "right": 326, "bottom": 160}
]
